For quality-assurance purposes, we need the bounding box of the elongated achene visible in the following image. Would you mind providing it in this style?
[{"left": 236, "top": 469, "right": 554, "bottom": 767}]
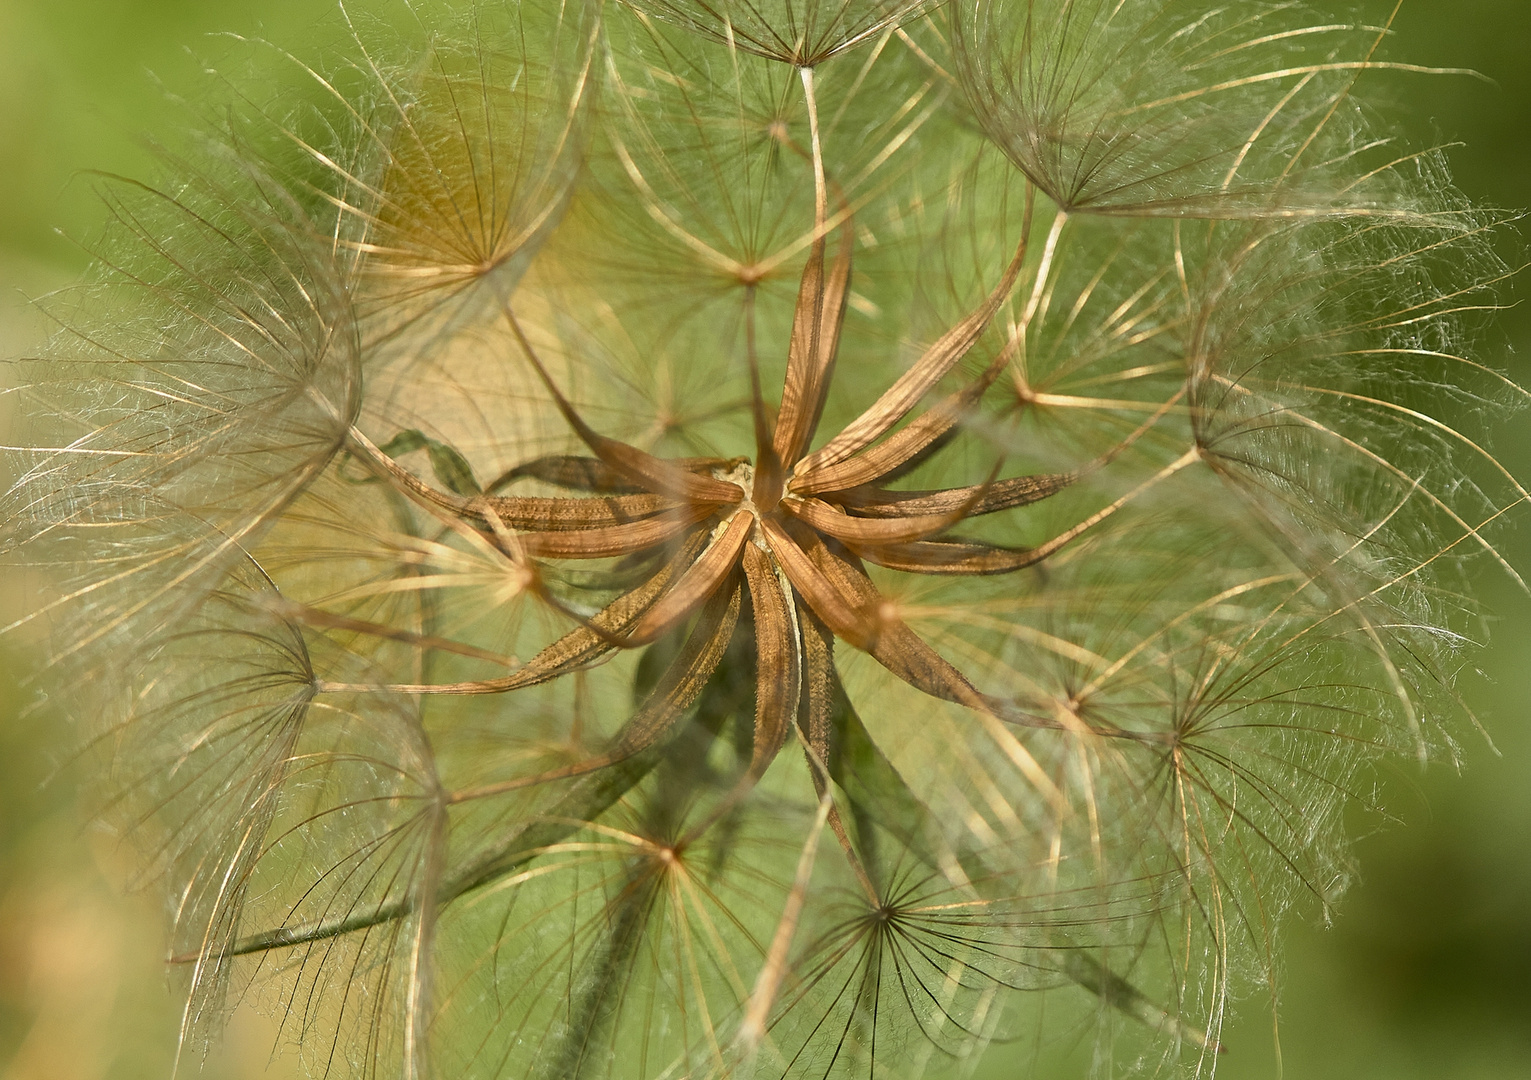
[{"left": 1, "top": 1, "right": 1521, "bottom": 1078}]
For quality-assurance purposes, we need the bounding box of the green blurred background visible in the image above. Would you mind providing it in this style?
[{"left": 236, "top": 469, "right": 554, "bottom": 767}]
[{"left": 0, "top": 2, "right": 1527, "bottom": 1077}]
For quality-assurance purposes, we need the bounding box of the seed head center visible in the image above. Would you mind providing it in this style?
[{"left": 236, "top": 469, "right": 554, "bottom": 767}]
[{"left": 711, "top": 458, "right": 777, "bottom": 550}]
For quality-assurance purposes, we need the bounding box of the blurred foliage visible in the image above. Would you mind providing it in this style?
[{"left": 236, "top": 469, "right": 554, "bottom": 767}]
[{"left": 0, "top": 1, "right": 1527, "bottom": 1078}]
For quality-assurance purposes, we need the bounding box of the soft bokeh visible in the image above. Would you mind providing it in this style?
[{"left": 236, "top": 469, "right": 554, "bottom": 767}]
[{"left": 1, "top": 2, "right": 1527, "bottom": 1078}]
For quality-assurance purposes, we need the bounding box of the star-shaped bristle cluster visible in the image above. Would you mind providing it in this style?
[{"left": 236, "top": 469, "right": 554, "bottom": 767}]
[
  {"left": 336, "top": 195, "right": 1109, "bottom": 861},
  {"left": 15, "top": 2, "right": 1515, "bottom": 1074}
]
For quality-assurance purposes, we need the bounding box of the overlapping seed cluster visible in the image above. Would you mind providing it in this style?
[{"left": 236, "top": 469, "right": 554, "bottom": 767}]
[{"left": 2, "top": 1, "right": 1520, "bottom": 1078}]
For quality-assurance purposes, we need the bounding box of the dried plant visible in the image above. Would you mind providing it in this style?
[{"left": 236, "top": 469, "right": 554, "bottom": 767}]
[{"left": 1, "top": 0, "right": 1522, "bottom": 1078}]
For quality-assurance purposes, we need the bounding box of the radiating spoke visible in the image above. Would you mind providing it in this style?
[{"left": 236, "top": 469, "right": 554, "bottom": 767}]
[
  {"left": 854, "top": 538, "right": 1043, "bottom": 576},
  {"left": 348, "top": 427, "right": 685, "bottom": 530},
  {"left": 795, "top": 602, "right": 879, "bottom": 902},
  {"left": 774, "top": 214, "right": 854, "bottom": 471},
  {"left": 739, "top": 543, "right": 800, "bottom": 783},
  {"left": 623, "top": 511, "right": 756, "bottom": 646},
  {"left": 759, "top": 516, "right": 874, "bottom": 648},
  {"left": 479, "top": 492, "right": 684, "bottom": 531},
  {"left": 507, "top": 502, "right": 715, "bottom": 559},
  {"left": 502, "top": 302, "right": 746, "bottom": 504},
  {"left": 486, "top": 453, "right": 738, "bottom": 495},
  {"left": 450, "top": 581, "right": 744, "bottom": 803},
  {"left": 789, "top": 347, "right": 1009, "bottom": 496},
  {"left": 796, "top": 188, "right": 1035, "bottom": 474},
  {"left": 318, "top": 531, "right": 709, "bottom": 695},
  {"left": 785, "top": 496, "right": 975, "bottom": 547},
  {"left": 680, "top": 543, "right": 801, "bottom": 843},
  {"left": 767, "top": 520, "right": 1044, "bottom": 725},
  {"left": 832, "top": 472, "right": 1075, "bottom": 518}
]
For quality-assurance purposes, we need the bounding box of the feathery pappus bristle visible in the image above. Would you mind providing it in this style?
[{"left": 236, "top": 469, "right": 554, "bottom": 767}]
[{"left": 1, "top": 1, "right": 1522, "bottom": 1078}]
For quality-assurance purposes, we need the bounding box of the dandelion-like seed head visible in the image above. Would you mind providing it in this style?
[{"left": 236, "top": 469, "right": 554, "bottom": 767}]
[{"left": 1, "top": 0, "right": 1521, "bottom": 1078}]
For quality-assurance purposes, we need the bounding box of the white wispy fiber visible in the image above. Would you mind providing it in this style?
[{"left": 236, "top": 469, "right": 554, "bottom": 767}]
[{"left": 1, "top": 1, "right": 1521, "bottom": 1077}]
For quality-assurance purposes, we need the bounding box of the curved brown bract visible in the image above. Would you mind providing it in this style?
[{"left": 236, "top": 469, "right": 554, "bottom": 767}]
[{"left": 9, "top": 3, "right": 1518, "bottom": 1078}]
